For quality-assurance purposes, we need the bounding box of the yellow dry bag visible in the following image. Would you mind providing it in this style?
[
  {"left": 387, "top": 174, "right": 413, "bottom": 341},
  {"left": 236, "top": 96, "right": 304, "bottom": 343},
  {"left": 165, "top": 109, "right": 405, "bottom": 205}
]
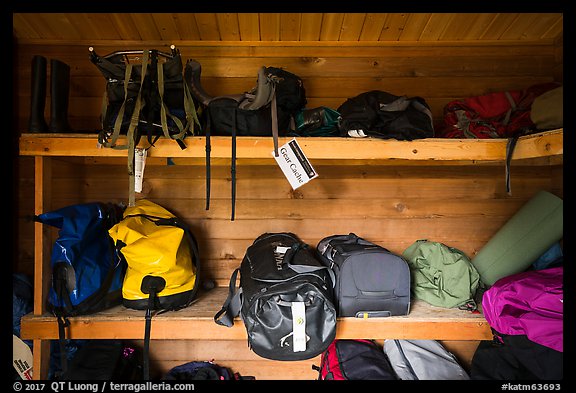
[
  {"left": 108, "top": 199, "right": 201, "bottom": 380},
  {"left": 108, "top": 199, "right": 201, "bottom": 310}
]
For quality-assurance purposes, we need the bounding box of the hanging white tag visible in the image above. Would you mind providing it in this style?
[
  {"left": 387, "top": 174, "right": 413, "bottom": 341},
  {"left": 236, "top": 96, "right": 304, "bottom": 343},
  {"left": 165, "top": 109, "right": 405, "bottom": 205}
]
[
  {"left": 13, "top": 335, "right": 33, "bottom": 380},
  {"left": 291, "top": 302, "right": 306, "bottom": 352},
  {"left": 273, "top": 138, "right": 318, "bottom": 190},
  {"left": 134, "top": 148, "right": 147, "bottom": 193}
]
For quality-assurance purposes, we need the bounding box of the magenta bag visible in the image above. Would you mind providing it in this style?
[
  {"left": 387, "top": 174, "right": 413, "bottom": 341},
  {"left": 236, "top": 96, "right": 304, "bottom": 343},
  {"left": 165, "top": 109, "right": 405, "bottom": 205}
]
[{"left": 482, "top": 266, "right": 563, "bottom": 352}]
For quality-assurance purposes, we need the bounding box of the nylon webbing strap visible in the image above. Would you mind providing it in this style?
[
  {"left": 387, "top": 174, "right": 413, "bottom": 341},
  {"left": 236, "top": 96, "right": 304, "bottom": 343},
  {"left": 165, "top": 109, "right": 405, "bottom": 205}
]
[
  {"left": 505, "top": 136, "right": 519, "bottom": 195},
  {"left": 126, "top": 51, "right": 150, "bottom": 207},
  {"left": 503, "top": 91, "right": 517, "bottom": 126},
  {"left": 231, "top": 112, "right": 237, "bottom": 221},
  {"left": 214, "top": 268, "right": 242, "bottom": 327},
  {"left": 205, "top": 115, "right": 211, "bottom": 211},
  {"left": 271, "top": 85, "right": 279, "bottom": 157},
  {"left": 158, "top": 61, "right": 186, "bottom": 142},
  {"left": 56, "top": 315, "right": 70, "bottom": 376}
]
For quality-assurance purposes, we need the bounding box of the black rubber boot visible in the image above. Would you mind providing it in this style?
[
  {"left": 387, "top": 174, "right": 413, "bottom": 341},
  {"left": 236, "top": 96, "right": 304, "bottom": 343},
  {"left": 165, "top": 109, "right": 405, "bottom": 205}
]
[
  {"left": 49, "top": 59, "right": 73, "bottom": 132},
  {"left": 27, "top": 55, "right": 49, "bottom": 132}
]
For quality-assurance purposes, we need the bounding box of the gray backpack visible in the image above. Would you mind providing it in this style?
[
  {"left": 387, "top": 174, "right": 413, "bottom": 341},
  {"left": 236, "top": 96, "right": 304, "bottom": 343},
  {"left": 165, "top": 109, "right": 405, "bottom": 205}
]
[
  {"left": 317, "top": 233, "right": 410, "bottom": 317},
  {"left": 384, "top": 339, "right": 470, "bottom": 380}
]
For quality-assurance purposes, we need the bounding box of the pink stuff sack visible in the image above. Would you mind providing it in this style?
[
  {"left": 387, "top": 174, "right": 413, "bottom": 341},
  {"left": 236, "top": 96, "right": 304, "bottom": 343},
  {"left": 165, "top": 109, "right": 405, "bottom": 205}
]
[{"left": 482, "top": 266, "right": 563, "bottom": 352}]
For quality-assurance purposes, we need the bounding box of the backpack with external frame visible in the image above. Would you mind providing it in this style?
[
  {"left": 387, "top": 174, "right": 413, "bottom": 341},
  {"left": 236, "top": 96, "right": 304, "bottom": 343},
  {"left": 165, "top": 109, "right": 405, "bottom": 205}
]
[
  {"left": 185, "top": 59, "right": 307, "bottom": 221},
  {"left": 89, "top": 46, "right": 201, "bottom": 207}
]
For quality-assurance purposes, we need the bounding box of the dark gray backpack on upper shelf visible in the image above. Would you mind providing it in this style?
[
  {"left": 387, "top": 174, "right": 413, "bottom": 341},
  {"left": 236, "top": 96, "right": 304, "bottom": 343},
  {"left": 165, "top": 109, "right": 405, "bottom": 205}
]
[{"left": 317, "top": 233, "right": 410, "bottom": 317}]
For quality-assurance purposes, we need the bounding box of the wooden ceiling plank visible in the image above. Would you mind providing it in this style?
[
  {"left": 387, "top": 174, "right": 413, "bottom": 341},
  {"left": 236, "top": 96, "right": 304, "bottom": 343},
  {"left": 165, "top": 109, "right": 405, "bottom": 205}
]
[
  {"left": 237, "top": 13, "right": 260, "bottom": 41},
  {"left": 194, "top": 13, "right": 221, "bottom": 41},
  {"left": 461, "top": 13, "right": 499, "bottom": 40},
  {"left": 479, "top": 13, "right": 520, "bottom": 40},
  {"left": 151, "top": 14, "right": 181, "bottom": 42},
  {"left": 379, "top": 13, "right": 409, "bottom": 41},
  {"left": 419, "top": 13, "right": 457, "bottom": 41},
  {"left": 130, "top": 13, "right": 162, "bottom": 41},
  {"left": 12, "top": 12, "right": 563, "bottom": 44},
  {"left": 39, "top": 13, "right": 80, "bottom": 40},
  {"left": 542, "top": 16, "right": 563, "bottom": 40},
  {"left": 280, "top": 13, "right": 301, "bottom": 41},
  {"left": 339, "top": 13, "right": 366, "bottom": 41},
  {"left": 172, "top": 14, "right": 201, "bottom": 41},
  {"left": 216, "top": 13, "right": 241, "bottom": 41},
  {"left": 439, "top": 13, "right": 479, "bottom": 41},
  {"left": 299, "top": 13, "right": 322, "bottom": 41},
  {"left": 110, "top": 14, "right": 142, "bottom": 41},
  {"left": 81, "top": 13, "right": 124, "bottom": 40},
  {"left": 13, "top": 14, "right": 42, "bottom": 40},
  {"left": 397, "top": 13, "right": 431, "bottom": 41},
  {"left": 520, "top": 14, "right": 563, "bottom": 40},
  {"left": 259, "top": 13, "right": 280, "bottom": 41},
  {"left": 499, "top": 13, "right": 542, "bottom": 40},
  {"left": 22, "top": 13, "right": 64, "bottom": 40},
  {"left": 64, "top": 13, "right": 100, "bottom": 41},
  {"left": 319, "top": 13, "right": 345, "bottom": 41},
  {"left": 359, "top": 13, "right": 387, "bottom": 41}
]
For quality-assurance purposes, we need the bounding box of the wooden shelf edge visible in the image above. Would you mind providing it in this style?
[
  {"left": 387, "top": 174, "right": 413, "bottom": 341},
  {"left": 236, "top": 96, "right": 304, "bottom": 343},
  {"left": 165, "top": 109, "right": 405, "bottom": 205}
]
[
  {"left": 18, "top": 129, "right": 563, "bottom": 163},
  {"left": 20, "top": 289, "right": 493, "bottom": 341},
  {"left": 20, "top": 313, "right": 493, "bottom": 341}
]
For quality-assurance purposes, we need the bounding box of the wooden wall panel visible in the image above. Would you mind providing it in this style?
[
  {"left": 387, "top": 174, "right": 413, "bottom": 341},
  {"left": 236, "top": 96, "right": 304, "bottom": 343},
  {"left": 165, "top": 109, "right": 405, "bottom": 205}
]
[{"left": 15, "top": 156, "right": 560, "bottom": 286}]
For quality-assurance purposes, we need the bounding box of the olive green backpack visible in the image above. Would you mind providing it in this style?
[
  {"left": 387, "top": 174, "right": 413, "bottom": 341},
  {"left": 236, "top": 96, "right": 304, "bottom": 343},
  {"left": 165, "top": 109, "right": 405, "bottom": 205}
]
[{"left": 402, "top": 240, "right": 480, "bottom": 310}]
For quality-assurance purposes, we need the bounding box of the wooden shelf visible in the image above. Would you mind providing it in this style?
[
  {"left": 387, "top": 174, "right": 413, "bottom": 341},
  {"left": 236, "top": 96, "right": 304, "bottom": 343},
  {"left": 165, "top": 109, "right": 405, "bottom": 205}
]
[
  {"left": 21, "top": 288, "right": 492, "bottom": 341},
  {"left": 19, "top": 129, "right": 563, "bottom": 163}
]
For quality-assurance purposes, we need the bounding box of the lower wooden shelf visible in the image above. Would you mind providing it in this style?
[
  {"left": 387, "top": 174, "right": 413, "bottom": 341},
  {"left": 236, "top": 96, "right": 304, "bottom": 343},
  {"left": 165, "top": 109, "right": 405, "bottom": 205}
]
[{"left": 21, "top": 287, "right": 493, "bottom": 341}]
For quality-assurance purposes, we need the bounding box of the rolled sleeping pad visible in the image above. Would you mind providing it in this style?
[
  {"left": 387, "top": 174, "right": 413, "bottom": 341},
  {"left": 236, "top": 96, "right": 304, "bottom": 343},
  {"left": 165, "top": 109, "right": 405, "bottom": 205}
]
[{"left": 472, "top": 190, "right": 563, "bottom": 286}]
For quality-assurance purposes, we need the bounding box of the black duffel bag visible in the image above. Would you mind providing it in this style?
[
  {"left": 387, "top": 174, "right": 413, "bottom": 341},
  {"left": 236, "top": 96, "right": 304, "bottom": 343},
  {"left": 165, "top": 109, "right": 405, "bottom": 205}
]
[
  {"left": 214, "top": 232, "right": 337, "bottom": 361},
  {"left": 317, "top": 233, "right": 411, "bottom": 317}
]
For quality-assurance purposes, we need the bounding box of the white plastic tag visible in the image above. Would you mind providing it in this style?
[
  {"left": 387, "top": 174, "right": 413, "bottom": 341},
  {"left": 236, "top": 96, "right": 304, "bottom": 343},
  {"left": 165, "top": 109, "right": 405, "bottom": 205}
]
[
  {"left": 291, "top": 302, "right": 306, "bottom": 352},
  {"left": 275, "top": 246, "right": 290, "bottom": 254},
  {"left": 134, "top": 148, "right": 147, "bottom": 193},
  {"left": 13, "top": 335, "right": 33, "bottom": 380},
  {"left": 273, "top": 138, "right": 318, "bottom": 190}
]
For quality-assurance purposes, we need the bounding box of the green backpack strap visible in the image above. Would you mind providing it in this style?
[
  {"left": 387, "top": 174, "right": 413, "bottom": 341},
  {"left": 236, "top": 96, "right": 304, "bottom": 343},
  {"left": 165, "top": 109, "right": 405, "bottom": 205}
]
[{"left": 126, "top": 51, "right": 150, "bottom": 206}]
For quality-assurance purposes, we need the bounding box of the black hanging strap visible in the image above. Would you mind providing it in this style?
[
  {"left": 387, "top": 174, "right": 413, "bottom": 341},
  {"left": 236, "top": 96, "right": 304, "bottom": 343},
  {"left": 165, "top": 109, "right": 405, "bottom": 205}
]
[
  {"left": 231, "top": 114, "right": 237, "bottom": 221},
  {"left": 205, "top": 113, "right": 211, "bottom": 211},
  {"left": 56, "top": 315, "right": 70, "bottom": 376},
  {"left": 505, "top": 136, "right": 519, "bottom": 195}
]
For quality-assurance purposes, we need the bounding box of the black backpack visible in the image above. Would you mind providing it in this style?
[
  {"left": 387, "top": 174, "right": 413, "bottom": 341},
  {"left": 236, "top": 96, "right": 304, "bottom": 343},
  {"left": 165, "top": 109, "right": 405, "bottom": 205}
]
[
  {"left": 185, "top": 60, "right": 307, "bottom": 220},
  {"left": 337, "top": 90, "right": 434, "bottom": 140},
  {"left": 163, "top": 361, "right": 249, "bottom": 380},
  {"left": 315, "top": 339, "right": 398, "bottom": 380},
  {"left": 471, "top": 334, "right": 563, "bottom": 380},
  {"left": 60, "top": 340, "right": 143, "bottom": 380},
  {"left": 214, "top": 232, "right": 337, "bottom": 361},
  {"left": 90, "top": 46, "right": 200, "bottom": 206}
]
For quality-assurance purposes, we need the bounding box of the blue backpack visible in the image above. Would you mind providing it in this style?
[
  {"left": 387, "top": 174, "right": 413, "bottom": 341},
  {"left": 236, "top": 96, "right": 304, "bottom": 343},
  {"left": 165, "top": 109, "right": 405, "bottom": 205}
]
[{"left": 35, "top": 202, "right": 125, "bottom": 374}]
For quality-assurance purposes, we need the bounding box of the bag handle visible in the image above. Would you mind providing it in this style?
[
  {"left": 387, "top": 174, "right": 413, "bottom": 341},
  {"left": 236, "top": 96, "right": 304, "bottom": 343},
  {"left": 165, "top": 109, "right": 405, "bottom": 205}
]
[{"left": 214, "top": 267, "right": 243, "bottom": 327}]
